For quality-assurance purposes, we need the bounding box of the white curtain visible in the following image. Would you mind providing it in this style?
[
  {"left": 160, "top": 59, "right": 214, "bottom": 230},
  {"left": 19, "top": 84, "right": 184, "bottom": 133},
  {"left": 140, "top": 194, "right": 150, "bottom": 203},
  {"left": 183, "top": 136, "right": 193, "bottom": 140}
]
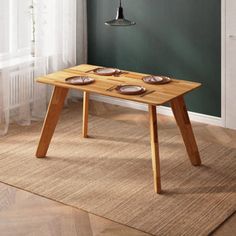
[{"left": 0, "top": 0, "right": 87, "bottom": 135}]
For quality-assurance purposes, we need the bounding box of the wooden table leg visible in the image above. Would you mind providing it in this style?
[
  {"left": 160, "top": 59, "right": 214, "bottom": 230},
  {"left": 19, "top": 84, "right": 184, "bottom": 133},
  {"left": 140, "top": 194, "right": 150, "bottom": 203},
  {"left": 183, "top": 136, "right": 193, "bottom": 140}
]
[
  {"left": 82, "top": 91, "right": 89, "bottom": 138},
  {"left": 36, "top": 86, "right": 69, "bottom": 158},
  {"left": 148, "top": 105, "right": 161, "bottom": 194},
  {"left": 170, "top": 95, "right": 201, "bottom": 166}
]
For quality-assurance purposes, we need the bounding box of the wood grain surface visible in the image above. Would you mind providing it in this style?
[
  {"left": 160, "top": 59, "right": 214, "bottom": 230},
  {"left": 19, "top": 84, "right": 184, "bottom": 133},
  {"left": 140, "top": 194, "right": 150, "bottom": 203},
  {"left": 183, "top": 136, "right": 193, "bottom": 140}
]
[{"left": 36, "top": 64, "right": 201, "bottom": 106}]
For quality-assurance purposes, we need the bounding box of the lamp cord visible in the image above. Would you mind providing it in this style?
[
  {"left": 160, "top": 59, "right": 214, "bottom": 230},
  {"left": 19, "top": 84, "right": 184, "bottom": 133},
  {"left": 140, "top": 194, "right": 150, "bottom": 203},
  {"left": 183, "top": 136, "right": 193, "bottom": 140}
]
[{"left": 119, "top": 0, "right": 121, "bottom": 7}]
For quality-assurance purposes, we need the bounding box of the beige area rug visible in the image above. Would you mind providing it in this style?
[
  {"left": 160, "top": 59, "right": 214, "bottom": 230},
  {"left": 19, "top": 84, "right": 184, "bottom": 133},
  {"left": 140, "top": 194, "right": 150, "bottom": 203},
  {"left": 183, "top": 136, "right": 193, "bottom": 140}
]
[{"left": 0, "top": 104, "right": 235, "bottom": 236}]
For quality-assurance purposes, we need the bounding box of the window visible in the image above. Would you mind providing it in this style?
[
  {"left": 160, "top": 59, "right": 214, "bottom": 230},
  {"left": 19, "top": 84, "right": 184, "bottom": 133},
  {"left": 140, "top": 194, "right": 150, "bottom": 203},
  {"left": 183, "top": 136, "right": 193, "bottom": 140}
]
[{"left": 0, "top": 0, "right": 32, "bottom": 59}]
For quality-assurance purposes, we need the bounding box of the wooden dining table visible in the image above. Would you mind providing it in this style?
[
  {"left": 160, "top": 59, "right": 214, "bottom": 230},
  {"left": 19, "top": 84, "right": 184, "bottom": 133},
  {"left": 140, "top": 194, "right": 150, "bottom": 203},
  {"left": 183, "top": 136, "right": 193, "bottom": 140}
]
[{"left": 35, "top": 64, "right": 202, "bottom": 194}]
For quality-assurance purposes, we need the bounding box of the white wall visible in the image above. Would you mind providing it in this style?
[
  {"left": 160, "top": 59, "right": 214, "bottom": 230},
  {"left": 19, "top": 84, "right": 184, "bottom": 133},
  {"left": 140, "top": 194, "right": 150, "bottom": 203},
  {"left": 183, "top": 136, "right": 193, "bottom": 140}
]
[{"left": 225, "top": 0, "right": 236, "bottom": 129}]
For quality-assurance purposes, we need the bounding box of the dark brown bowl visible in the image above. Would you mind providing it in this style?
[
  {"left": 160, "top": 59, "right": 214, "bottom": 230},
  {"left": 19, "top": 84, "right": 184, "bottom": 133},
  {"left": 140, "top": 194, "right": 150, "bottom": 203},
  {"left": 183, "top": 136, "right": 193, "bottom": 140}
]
[
  {"left": 142, "top": 76, "right": 172, "bottom": 85},
  {"left": 115, "top": 85, "right": 146, "bottom": 95},
  {"left": 94, "top": 68, "right": 120, "bottom": 76},
  {"left": 65, "top": 76, "right": 95, "bottom": 85}
]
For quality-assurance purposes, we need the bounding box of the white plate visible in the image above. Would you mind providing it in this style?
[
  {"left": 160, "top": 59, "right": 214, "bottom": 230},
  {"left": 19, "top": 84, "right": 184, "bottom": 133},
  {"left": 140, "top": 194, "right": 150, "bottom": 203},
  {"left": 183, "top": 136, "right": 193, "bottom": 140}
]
[{"left": 65, "top": 76, "right": 95, "bottom": 85}]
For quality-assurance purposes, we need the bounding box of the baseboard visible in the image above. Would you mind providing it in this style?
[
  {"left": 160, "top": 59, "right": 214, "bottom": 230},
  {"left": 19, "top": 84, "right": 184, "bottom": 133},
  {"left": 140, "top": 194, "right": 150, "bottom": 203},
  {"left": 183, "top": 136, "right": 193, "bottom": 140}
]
[
  {"left": 72, "top": 92, "right": 223, "bottom": 127},
  {"left": 157, "top": 105, "right": 223, "bottom": 127}
]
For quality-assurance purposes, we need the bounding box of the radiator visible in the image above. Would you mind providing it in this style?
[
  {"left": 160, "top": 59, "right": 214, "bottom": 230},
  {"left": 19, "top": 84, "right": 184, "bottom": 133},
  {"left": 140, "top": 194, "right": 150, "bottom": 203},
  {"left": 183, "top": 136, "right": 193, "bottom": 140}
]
[{"left": 9, "top": 67, "right": 35, "bottom": 109}]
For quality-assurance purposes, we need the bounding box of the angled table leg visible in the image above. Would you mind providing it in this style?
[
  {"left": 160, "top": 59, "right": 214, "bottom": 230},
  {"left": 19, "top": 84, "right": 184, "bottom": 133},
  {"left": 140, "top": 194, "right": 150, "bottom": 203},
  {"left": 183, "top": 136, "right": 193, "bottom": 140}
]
[
  {"left": 36, "top": 86, "right": 69, "bottom": 158},
  {"left": 82, "top": 91, "right": 89, "bottom": 138},
  {"left": 170, "top": 95, "right": 201, "bottom": 166},
  {"left": 148, "top": 104, "right": 161, "bottom": 194}
]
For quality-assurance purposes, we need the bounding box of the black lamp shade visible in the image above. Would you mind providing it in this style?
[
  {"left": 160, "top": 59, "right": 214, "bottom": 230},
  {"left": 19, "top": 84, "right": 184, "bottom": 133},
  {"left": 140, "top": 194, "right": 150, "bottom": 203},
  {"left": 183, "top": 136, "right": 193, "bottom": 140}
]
[{"left": 105, "top": 1, "right": 135, "bottom": 26}]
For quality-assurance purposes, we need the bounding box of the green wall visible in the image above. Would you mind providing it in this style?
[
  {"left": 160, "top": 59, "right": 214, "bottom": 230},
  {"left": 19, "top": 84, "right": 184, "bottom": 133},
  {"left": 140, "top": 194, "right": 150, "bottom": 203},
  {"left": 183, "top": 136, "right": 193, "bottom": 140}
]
[{"left": 87, "top": 0, "right": 221, "bottom": 117}]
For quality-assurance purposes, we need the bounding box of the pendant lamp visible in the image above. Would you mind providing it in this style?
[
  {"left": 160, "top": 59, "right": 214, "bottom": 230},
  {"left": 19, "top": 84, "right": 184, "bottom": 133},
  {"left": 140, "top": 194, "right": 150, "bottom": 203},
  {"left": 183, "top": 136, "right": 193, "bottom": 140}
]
[{"left": 105, "top": 0, "right": 136, "bottom": 26}]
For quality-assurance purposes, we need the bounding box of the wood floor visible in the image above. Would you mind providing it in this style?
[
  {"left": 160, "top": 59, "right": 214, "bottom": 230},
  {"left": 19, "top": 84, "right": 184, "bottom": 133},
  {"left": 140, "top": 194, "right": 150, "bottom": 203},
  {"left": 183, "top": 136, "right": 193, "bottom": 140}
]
[{"left": 0, "top": 99, "right": 235, "bottom": 236}]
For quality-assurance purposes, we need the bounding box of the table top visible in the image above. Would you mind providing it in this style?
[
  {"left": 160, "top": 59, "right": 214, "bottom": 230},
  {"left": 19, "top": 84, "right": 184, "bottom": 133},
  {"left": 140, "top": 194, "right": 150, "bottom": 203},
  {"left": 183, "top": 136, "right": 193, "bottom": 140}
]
[{"left": 36, "top": 64, "right": 201, "bottom": 106}]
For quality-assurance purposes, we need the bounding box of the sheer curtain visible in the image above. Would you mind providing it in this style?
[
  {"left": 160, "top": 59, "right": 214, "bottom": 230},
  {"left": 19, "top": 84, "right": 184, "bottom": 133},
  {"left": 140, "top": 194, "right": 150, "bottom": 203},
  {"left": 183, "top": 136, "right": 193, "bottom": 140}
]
[{"left": 0, "top": 0, "right": 87, "bottom": 135}]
